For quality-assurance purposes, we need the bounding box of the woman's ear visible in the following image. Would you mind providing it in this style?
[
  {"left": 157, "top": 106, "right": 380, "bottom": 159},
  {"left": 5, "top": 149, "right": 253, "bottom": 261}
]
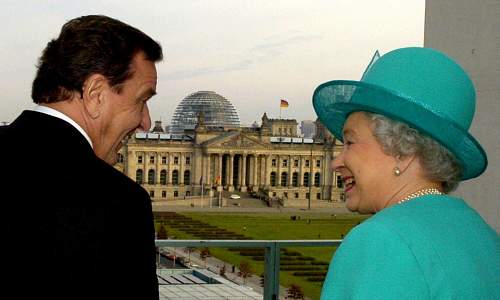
[
  {"left": 81, "top": 74, "right": 107, "bottom": 119},
  {"left": 396, "top": 154, "right": 417, "bottom": 176}
]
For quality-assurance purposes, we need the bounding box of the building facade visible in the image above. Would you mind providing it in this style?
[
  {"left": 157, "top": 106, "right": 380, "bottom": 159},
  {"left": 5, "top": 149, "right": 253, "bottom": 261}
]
[{"left": 115, "top": 113, "right": 345, "bottom": 208}]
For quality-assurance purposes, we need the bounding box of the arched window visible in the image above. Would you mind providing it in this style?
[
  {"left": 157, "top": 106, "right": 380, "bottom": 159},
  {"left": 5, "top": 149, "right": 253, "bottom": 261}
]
[
  {"left": 172, "top": 170, "right": 179, "bottom": 185},
  {"left": 281, "top": 172, "right": 287, "bottom": 187},
  {"left": 184, "top": 170, "right": 190, "bottom": 185},
  {"left": 135, "top": 169, "right": 143, "bottom": 184},
  {"left": 303, "top": 172, "right": 310, "bottom": 187},
  {"left": 314, "top": 172, "right": 321, "bottom": 187},
  {"left": 270, "top": 172, "right": 276, "bottom": 186},
  {"left": 148, "top": 169, "right": 155, "bottom": 184},
  {"left": 160, "top": 170, "right": 167, "bottom": 185},
  {"left": 292, "top": 172, "right": 299, "bottom": 187}
]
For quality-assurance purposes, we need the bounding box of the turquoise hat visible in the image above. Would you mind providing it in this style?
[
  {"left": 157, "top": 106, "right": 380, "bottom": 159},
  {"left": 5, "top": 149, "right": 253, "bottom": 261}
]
[{"left": 312, "top": 47, "right": 487, "bottom": 180}]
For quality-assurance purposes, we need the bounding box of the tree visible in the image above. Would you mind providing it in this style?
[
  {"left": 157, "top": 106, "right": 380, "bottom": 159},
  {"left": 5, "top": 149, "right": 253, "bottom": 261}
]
[
  {"left": 184, "top": 247, "right": 196, "bottom": 263},
  {"left": 156, "top": 224, "right": 168, "bottom": 239},
  {"left": 238, "top": 261, "right": 252, "bottom": 284},
  {"left": 200, "top": 247, "right": 211, "bottom": 268},
  {"left": 219, "top": 264, "right": 227, "bottom": 278},
  {"left": 286, "top": 284, "right": 304, "bottom": 300}
]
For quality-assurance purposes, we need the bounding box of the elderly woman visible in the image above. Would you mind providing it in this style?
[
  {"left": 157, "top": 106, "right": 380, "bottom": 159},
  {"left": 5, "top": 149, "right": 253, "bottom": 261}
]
[{"left": 313, "top": 47, "right": 500, "bottom": 299}]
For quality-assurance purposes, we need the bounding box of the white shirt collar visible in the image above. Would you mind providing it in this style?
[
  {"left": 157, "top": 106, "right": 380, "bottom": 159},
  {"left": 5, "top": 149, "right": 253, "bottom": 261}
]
[{"left": 32, "top": 105, "right": 93, "bottom": 149}]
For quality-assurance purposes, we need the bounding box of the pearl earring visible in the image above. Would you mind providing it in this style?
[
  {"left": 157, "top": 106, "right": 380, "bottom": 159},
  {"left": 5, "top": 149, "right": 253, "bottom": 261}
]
[{"left": 393, "top": 167, "right": 401, "bottom": 176}]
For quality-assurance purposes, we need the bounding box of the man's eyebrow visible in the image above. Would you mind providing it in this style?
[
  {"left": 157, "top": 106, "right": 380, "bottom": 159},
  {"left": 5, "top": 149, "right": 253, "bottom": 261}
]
[{"left": 140, "top": 88, "right": 156, "bottom": 100}]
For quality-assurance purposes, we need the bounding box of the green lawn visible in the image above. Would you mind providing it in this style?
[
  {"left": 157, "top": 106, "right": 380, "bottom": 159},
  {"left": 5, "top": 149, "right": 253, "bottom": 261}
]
[{"left": 155, "top": 212, "right": 368, "bottom": 299}]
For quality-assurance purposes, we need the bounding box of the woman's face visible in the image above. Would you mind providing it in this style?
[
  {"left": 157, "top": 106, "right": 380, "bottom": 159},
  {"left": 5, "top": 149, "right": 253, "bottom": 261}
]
[{"left": 332, "top": 112, "right": 399, "bottom": 213}]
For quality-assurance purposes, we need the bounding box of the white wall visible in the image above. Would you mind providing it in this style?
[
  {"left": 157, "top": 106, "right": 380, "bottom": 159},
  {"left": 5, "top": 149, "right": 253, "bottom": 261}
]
[{"left": 425, "top": 0, "right": 500, "bottom": 232}]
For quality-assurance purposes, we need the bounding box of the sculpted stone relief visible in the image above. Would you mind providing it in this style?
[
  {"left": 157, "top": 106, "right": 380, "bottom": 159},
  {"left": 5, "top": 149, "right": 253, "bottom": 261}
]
[{"left": 221, "top": 135, "right": 260, "bottom": 148}]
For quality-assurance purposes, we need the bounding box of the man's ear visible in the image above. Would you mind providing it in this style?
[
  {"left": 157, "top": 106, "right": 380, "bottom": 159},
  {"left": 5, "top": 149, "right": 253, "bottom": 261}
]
[{"left": 82, "top": 74, "right": 108, "bottom": 119}]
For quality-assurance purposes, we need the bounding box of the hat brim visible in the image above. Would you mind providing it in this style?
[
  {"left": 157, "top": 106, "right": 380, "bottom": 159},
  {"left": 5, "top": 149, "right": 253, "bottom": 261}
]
[{"left": 312, "top": 80, "right": 487, "bottom": 180}]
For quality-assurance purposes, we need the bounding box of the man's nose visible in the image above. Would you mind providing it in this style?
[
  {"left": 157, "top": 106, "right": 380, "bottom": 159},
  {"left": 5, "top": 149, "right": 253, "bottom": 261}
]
[{"left": 138, "top": 103, "right": 151, "bottom": 132}]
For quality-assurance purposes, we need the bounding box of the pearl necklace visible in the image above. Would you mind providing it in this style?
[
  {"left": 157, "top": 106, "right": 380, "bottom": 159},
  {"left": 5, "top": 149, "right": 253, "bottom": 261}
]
[{"left": 398, "top": 188, "right": 443, "bottom": 204}]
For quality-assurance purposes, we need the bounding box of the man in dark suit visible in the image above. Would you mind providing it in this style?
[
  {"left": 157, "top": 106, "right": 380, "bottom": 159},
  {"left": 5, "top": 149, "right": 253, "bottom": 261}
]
[{"left": 1, "top": 15, "right": 163, "bottom": 299}]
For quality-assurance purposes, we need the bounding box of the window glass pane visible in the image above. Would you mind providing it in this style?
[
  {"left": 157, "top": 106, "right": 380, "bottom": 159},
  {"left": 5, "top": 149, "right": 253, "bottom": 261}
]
[
  {"left": 148, "top": 169, "right": 155, "bottom": 184},
  {"left": 172, "top": 170, "right": 179, "bottom": 185},
  {"left": 160, "top": 170, "right": 167, "bottom": 185},
  {"left": 136, "top": 169, "right": 143, "bottom": 184}
]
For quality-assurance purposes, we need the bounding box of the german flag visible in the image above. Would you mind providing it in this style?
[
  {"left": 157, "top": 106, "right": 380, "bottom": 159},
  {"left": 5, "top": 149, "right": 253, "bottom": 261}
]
[{"left": 280, "top": 99, "right": 289, "bottom": 108}]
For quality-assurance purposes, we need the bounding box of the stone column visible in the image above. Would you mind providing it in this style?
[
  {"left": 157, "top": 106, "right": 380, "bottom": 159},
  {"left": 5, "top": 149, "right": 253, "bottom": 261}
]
[
  {"left": 167, "top": 152, "right": 173, "bottom": 185},
  {"left": 156, "top": 152, "right": 160, "bottom": 185},
  {"left": 236, "top": 154, "right": 243, "bottom": 190},
  {"left": 253, "top": 154, "right": 258, "bottom": 188},
  {"left": 299, "top": 155, "right": 304, "bottom": 187},
  {"left": 144, "top": 153, "right": 150, "bottom": 184},
  {"left": 288, "top": 155, "right": 293, "bottom": 187},
  {"left": 228, "top": 154, "right": 234, "bottom": 192},
  {"left": 203, "top": 154, "right": 210, "bottom": 187},
  {"left": 218, "top": 153, "right": 223, "bottom": 188},
  {"left": 200, "top": 152, "right": 205, "bottom": 186},
  {"left": 241, "top": 154, "right": 247, "bottom": 192},
  {"left": 277, "top": 155, "right": 281, "bottom": 186},
  {"left": 179, "top": 153, "right": 184, "bottom": 185},
  {"left": 225, "top": 154, "right": 230, "bottom": 188},
  {"left": 265, "top": 155, "right": 271, "bottom": 186},
  {"left": 206, "top": 154, "right": 212, "bottom": 187}
]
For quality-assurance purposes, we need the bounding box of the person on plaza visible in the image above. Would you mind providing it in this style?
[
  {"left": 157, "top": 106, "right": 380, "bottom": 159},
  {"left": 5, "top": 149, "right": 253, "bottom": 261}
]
[
  {"left": 1, "top": 15, "right": 163, "bottom": 299},
  {"left": 313, "top": 47, "right": 500, "bottom": 299}
]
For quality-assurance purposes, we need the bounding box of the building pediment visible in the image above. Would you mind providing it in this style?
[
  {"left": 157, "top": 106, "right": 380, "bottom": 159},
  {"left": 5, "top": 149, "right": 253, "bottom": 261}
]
[{"left": 201, "top": 131, "right": 267, "bottom": 149}]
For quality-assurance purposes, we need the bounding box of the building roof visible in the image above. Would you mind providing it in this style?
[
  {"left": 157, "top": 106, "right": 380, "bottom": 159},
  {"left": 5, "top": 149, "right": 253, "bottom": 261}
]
[
  {"left": 170, "top": 91, "right": 240, "bottom": 133},
  {"left": 157, "top": 268, "right": 261, "bottom": 299}
]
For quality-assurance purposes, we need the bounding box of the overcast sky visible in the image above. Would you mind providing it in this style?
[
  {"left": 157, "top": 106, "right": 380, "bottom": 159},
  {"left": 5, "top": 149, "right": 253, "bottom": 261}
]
[{"left": 0, "top": 0, "right": 424, "bottom": 126}]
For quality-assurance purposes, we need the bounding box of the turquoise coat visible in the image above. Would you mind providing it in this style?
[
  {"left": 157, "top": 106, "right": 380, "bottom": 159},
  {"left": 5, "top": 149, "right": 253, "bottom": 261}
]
[{"left": 321, "top": 195, "right": 500, "bottom": 299}]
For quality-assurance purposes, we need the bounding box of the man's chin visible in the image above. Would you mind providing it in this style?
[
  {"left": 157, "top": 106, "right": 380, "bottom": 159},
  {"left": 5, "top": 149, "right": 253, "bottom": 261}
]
[{"left": 98, "top": 152, "right": 117, "bottom": 166}]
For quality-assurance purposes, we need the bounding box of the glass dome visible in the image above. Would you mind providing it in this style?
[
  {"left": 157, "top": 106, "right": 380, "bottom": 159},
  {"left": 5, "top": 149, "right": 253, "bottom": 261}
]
[{"left": 170, "top": 91, "right": 240, "bottom": 133}]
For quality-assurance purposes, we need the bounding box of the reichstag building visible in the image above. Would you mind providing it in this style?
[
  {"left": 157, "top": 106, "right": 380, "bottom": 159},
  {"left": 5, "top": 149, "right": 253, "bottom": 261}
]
[{"left": 115, "top": 91, "right": 345, "bottom": 208}]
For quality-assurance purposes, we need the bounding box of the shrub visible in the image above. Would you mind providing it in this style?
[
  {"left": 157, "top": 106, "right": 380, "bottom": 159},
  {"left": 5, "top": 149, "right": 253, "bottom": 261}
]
[
  {"left": 311, "top": 261, "right": 329, "bottom": 265},
  {"left": 296, "top": 257, "right": 314, "bottom": 261},
  {"left": 293, "top": 271, "right": 327, "bottom": 276},
  {"left": 281, "top": 266, "right": 322, "bottom": 271},
  {"left": 307, "top": 276, "right": 326, "bottom": 282}
]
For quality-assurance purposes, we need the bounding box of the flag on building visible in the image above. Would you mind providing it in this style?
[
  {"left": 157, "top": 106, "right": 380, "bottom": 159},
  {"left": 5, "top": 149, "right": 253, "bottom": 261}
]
[{"left": 280, "top": 99, "right": 289, "bottom": 108}]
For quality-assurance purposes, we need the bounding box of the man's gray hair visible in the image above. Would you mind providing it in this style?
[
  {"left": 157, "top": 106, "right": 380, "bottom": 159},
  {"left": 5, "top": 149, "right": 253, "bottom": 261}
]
[{"left": 364, "top": 112, "right": 461, "bottom": 193}]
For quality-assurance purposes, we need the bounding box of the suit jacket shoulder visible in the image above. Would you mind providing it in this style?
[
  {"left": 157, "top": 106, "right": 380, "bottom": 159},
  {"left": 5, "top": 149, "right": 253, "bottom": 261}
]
[{"left": 2, "top": 111, "right": 159, "bottom": 299}]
